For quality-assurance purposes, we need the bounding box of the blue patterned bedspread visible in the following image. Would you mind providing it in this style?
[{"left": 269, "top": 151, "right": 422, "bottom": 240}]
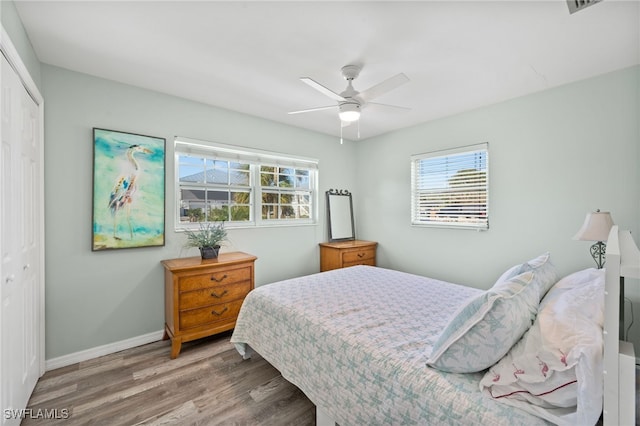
[{"left": 231, "top": 265, "right": 549, "bottom": 425}]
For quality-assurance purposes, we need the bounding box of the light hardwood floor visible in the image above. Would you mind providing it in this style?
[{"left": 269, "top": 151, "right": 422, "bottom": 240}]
[
  {"left": 21, "top": 332, "right": 640, "bottom": 425},
  {"left": 22, "top": 332, "right": 315, "bottom": 425}
]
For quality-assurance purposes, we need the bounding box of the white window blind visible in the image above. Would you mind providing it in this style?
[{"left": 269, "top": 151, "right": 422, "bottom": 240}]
[
  {"left": 411, "top": 143, "right": 489, "bottom": 229},
  {"left": 175, "top": 137, "right": 318, "bottom": 170}
]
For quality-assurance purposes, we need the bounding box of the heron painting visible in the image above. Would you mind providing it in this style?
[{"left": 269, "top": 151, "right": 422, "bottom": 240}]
[{"left": 92, "top": 128, "right": 165, "bottom": 251}]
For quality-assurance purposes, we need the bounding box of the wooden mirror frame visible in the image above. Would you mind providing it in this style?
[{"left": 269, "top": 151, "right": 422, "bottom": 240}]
[{"left": 326, "top": 189, "right": 355, "bottom": 242}]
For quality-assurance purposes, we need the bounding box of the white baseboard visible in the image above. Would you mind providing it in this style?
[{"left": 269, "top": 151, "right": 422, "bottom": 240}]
[{"left": 45, "top": 330, "right": 165, "bottom": 371}]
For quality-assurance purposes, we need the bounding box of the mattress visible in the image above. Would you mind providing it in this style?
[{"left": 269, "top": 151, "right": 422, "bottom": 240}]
[{"left": 231, "top": 265, "right": 549, "bottom": 425}]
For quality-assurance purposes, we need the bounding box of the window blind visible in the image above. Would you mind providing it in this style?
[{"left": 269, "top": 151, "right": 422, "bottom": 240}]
[
  {"left": 411, "top": 143, "right": 489, "bottom": 229},
  {"left": 175, "top": 137, "right": 318, "bottom": 170}
]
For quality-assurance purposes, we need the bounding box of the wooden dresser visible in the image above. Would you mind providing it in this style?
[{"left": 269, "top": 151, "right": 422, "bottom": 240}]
[
  {"left": 319, "top": 240, "right": 377, "bottom": 272},
  {"left": 161, "top": 252, "right": 257, "bottom": 359}
]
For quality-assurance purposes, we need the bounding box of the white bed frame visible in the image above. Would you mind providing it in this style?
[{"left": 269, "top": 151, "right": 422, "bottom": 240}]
[{"left": 603, "top": 225, "right": 640, "bottom": 426}]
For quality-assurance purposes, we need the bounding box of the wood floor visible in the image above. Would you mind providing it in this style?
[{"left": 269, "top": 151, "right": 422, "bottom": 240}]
[
  {"left": 23, "top": 332, "right": 315, "bottom": 425},
  {"left": 21, "top": 332, "right": 640, "bottom": 426}
]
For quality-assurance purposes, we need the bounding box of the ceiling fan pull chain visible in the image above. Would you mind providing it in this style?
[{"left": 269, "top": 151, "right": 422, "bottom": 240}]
[
  {"left": 340, "top": 123, "right": 343, "bottom": 144},
  {"left": 357, "top": 120, "right": 361, "bottom": 139}
]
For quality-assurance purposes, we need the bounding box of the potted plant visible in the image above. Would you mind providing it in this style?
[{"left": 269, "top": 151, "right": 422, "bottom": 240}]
[{"left": 183, "top": 221, "right": 228, "bottom": 259}]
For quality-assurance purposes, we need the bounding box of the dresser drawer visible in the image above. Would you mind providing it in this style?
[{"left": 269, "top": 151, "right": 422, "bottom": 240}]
[
  {"left": 319, "top": 240, "right": 377, "bottom": 272},
  {"left": 179, "top": 281, "right": 251, "bottom": 310},
  {"left": 179, "top": 299, "right": 244, "bottom": 330},
  {"left": 342, "top": 248, "right": 375, "bottom": 264},
  {"left": 179, "top": 266, "right": 251, "bottom": 292},
  {"left": 343, "top": 258, "right": 376, "bottom": 268},
  {"left": 163, "top": 252, "right": 257, "bottom": 359}
]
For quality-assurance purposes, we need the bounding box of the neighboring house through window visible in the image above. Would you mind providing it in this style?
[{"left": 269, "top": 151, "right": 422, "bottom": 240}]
[
  {"left": 411, "top": 143, "right": 489, "bottom": 230},
  {"left": 175, "top": 137, "right": 318, "bottom": 229}
]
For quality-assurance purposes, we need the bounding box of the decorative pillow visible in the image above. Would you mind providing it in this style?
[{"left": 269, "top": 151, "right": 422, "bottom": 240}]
[
  {"left": 426, "top": 271, "right": 537, "bottom": 373},
  {"left": 494, "top": 263, "right": 524, "bottom": 285},
  {"left": 519, "top": 252, "right": 559, "bottom": 300},
  {"left": 426, "top": 253, "right": 558, "bottom": 373},
  {"left": 494, "top": 252, "right": 558, "bottom": 299},
  {"left": 479, "top": 268, "right": 604, "bottom": 426}
]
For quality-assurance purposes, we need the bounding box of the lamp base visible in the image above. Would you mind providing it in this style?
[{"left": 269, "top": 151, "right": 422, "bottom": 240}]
[{"left": 590, "top": 241, "right": 606, "bottom": 269}]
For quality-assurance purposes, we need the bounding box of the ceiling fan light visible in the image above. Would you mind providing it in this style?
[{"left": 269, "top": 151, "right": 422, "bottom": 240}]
[
  {"left": 339, "top": 103, "right": 360, "bottom": 122},
  {"left": 339, "top": 110, "right": 360, "bottom": 122}
]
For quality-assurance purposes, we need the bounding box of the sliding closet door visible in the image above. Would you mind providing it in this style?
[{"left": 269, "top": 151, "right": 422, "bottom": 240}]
[{"left": 0, "top": 52, "right": 41, "bottom": 426}]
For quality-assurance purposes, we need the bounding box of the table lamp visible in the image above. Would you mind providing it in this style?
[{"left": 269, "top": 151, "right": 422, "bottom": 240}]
[{"left": 573, "top": 209, "right": 614, "bottom": 269}]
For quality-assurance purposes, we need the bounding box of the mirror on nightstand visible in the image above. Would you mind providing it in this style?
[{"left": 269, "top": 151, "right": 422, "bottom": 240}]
[{"left": 326, "top": 189, "right": 355, "bottom": 242}]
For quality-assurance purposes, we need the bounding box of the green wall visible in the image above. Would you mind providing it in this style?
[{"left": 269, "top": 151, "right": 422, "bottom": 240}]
[
  {"left": 356, "top": 66, "right": 640, "bottom": 348},
  {"left": 42, "top": 65, "right": 358, "bottom": 359},
  {"left": 4, "top": 1, "right": 639, "bottom": 360},
  {"left": 37, "top": 64, "right": 640, "bottom": 360},
  {"left": 1, "top": 0, "right": 41, "bottom": 89},
  {"left": 356, "top": 66, "right": 639, "bottom": 287}
]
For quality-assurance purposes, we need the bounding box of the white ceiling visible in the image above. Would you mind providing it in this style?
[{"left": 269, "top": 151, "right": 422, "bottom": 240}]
[{"left": 14, "top": 1, "right": 640, "bottom": 141}]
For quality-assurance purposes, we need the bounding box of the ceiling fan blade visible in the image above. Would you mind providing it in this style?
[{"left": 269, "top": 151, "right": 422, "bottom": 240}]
[
  {"left": 300, "top": 77, "right": 346, "bottom": 102},
  {"left": 288, "top": 105, "right": 337, "bottom": 115},
  {"left": 367, "top": 102, "right": 411, "bottom": 111},
  {"left": 358, "top": 73, "right": 409, "bottom": 103}
]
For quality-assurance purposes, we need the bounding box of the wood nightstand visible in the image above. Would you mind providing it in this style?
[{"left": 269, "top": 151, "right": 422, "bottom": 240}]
[
  {"left": 161, "top": 252, "right": 257, "bottom": 359},
  {"left": 319, "top": 240, "right": 377, "bottom": 272}
]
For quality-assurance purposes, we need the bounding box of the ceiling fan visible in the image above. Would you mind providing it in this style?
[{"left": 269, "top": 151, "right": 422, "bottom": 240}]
[{"left": 288, "top": 65, "right": 410, "bottom": 138}]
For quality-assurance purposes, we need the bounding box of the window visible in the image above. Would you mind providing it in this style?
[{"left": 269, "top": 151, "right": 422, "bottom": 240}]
[
  {"left": 411, "top": 143, "right": 489, "bottom": 229},
  {"left": 175, "top": 137, "right": 318, "bottom": 228}
]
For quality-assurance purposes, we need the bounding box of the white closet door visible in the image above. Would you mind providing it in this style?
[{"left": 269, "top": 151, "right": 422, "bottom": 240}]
[{"left": 0, "top": 53, "right": 40, "bottom": 426}]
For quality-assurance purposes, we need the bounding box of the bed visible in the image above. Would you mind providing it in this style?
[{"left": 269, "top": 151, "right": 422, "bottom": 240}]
[{"left": 230, "top": 226, "right": 639, "bottom": 426}]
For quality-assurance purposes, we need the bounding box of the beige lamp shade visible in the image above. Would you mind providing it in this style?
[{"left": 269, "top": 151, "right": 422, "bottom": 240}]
[{"left": 573, "top": 210, "right": 614, "bottom": 242}]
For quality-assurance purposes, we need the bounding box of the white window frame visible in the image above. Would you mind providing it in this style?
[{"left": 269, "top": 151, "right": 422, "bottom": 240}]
[
  {"left": 411, "top": 143, "right": 489, "bottom": 230},
  {"left": 175, "top": 137, "right": 318, "bottom": 230}
]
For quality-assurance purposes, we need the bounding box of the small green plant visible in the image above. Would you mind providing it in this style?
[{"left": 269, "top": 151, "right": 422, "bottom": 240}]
[{"left": 183, "top": 221, "right": 228, "bottom": 249}]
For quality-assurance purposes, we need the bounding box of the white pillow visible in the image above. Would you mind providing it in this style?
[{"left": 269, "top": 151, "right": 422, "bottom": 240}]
[
  {"left": 427, "top": 253, "right": 558, "bottom": 373},
  {"left": 479, "top": 268, "right": 604, "bottom": 426}
]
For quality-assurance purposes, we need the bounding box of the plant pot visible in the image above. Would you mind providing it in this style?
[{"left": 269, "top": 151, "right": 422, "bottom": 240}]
[{"left": 199, "top": 245, "right": 220, "bottom": 259}]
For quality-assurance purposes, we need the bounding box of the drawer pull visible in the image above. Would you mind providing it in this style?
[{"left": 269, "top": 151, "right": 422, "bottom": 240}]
[
  {"left": 211, "top": 306, "right": 229, "bottom": 316},
  {"left": 357, "top": 252, "right": 365, "bottom": 258},
  {"left": 210, "top": 274, "right": 228, "bottom": 283},
  {"left": 210, "top": 289, "right": 228, "bottom": 299}
]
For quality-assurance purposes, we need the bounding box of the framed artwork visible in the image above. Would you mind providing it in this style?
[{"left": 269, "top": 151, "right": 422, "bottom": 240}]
[{"left": 92, "top": 128, "right": 166, "bottom": 251}]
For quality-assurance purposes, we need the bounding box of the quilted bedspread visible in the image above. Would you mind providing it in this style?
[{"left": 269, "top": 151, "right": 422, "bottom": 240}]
[{"left": 230, "top": 265, "right": 549, "bottom": 425}]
